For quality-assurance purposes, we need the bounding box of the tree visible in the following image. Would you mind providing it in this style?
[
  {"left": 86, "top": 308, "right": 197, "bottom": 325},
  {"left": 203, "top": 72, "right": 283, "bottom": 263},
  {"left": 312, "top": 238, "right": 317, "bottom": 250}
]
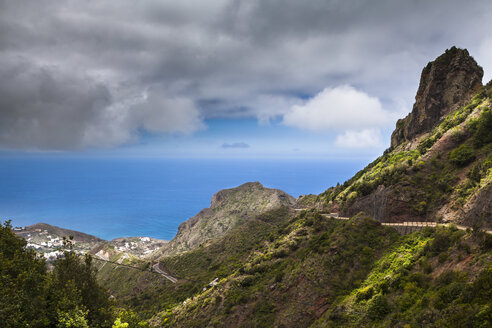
[
  {"left": 49, "top": 250, "right": 114, "bottom": 327},
  {"left": 0, "top": 221, "right": 115, "bottom": 327},
  {"left": 0, "top": 220, "right": 50, "bottom": 327}
]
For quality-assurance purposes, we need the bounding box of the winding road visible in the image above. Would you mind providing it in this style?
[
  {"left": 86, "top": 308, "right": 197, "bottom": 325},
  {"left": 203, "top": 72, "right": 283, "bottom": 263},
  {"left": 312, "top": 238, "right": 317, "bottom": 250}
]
[
  {"left": 319, "top": 213, "right": 492, "bottom": 235},
  {"left": 153, "top": 263, "right": 178, "bottom": 283},
  {"left": 294, "top": 209, "right": 492, "bottom": 235}
]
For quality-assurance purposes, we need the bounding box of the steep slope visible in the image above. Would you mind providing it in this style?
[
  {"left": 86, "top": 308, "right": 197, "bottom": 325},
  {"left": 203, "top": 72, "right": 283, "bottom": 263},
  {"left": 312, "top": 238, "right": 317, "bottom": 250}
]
[
  {"left": 155, "top": 182, "right": 296, "bottom": 257},
  {"left": 96, "top": 207, "right": 294, "bottom": 318},
  {"left": 317, "top": 48, "right": 491, "bottom": 229},
  {"left": 153, "top": 211, "right": 492, "bottom": 328}
]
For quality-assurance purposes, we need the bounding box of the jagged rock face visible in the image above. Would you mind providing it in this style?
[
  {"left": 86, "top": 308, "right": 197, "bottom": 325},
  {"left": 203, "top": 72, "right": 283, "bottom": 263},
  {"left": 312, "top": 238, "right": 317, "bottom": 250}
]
[
  {"left": 391, "top": 47, "right": 483, "bottom": 148},
  {"left": 157, "top": 182, "right": 295, "bottom": 257}
]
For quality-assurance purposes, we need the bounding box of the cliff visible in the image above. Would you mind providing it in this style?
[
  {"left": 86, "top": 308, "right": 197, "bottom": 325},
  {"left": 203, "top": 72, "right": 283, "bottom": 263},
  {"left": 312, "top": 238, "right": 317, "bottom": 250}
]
[
  {"left": 316, "top": 48, "right": 491, "bottom": 229},
  {"left": 391, "top": 47, "right": 483, "bottom": 148}
]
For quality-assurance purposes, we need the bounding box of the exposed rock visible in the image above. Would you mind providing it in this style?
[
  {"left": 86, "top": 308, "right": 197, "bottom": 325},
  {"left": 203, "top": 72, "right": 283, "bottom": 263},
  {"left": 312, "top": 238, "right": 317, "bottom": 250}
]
[
  {"left": 342, "top": 185, "right": 421, "bottom": 222},
  {"left": 460, "top": 182, "right": 492, "bottom": 229},
  {"left": 391, "top": 47, "right": 483, "bottom": 148},
  {"left": 157, "top": 182, "right": 295, "bottom": 257}
]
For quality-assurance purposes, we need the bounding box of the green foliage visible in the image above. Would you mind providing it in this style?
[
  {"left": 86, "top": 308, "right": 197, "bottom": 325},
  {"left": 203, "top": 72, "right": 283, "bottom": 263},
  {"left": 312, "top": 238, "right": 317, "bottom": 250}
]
[
  {"left": 251, "top": 300, "right": 276, "bottom": 327},
  {"left": 449, "top": 144, "right": 476, "bottom": 167},
  {"left": 473, "top": 109, "right": 492, "bottom": 148},
  {"left": 50, "top": 252, "right": 114, "bottom": 327},
  {"left": 317, "top": 227, "right": 492, "bottom": 328},
  {"left": 0, "top": 220, "right": 115, "bottom": 328},
  {"left": 355, "top": 286, "right": 374, "bottom": 302},
  {"left": 367, "top": 294, "right": 390, "bottom": 320},
  {"left": 468, "top": 152, "right": 492, "bottom": 182},
  {"left": 96, "top": 208, "right": 292, "bottom": 319},
  {"left": 160, "top": 213, "right": 399, "bottom": 328},
  {"left": 0, "top": 220, "right": 50, "bottom": 327},
  {"left": 418, "top": 136, "right": 436, "bottom": 154},
  {"left": 57, "top": 307, "right": 89, "bottom": 328},
  {"left": 113, "top": 309, "right": 149, "bottom": 328},
  {"left": 112, "top": 318, "right": 129, "bottom": 328}
]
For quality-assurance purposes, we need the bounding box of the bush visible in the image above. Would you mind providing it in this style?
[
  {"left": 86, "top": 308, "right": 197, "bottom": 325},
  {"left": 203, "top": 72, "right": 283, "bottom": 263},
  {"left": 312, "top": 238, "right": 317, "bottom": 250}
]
[
  {"left": 418, "top": 137, "right": 436, "bottom": 154},
  {"left": 356, "top": 286, "right": 374, "bottom": 302},
  {"left": 449, "top": 144, "right": 476, "bottom": 167},
  {"left": 473, "top": 109, "right": 492, "bottom": 148},
  {"left": 367, "top": 294, "right": 390, "bottom": 320}
]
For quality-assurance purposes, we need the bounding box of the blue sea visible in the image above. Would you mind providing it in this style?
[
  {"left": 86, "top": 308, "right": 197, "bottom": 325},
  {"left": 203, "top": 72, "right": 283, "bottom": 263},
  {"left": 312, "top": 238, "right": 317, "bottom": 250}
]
[{"left": 0, "top": 157, "right": 366, "bottom": 240}]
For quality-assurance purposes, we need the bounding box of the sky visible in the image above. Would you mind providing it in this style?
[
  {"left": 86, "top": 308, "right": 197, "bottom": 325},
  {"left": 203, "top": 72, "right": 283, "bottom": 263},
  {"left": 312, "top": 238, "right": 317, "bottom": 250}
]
[{"left": 1, "top": 0, "right": 492, "bottom": 159}]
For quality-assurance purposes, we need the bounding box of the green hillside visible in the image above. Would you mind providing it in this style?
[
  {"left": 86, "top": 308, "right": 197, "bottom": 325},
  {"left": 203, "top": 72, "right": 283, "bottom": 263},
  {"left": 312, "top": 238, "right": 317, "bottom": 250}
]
[{"left": 151, "top": 212, "right": 492, "bottom": 327}]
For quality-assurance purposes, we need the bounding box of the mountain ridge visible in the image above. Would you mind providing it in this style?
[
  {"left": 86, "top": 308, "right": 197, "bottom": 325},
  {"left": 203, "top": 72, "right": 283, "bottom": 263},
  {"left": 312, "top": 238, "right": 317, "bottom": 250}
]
[
  {"left": 154, "top": 181, "right": 296, "bottom": 258},
  {"left": 314, "top": 47, "right": 491, "bottom": 230}
]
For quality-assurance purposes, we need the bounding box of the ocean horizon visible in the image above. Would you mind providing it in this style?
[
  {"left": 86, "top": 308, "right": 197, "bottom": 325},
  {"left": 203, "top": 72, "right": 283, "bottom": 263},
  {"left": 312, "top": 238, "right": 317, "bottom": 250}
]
[{"left": 0, "top": 157, "right": 367, "bottom": 240}]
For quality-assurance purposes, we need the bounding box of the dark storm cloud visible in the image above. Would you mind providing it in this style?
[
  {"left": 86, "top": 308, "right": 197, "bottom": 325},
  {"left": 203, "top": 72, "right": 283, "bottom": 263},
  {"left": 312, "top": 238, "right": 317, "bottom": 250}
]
[
  {"left": 1, "top": 0, "right": 492, "bottom": 149},
  {"left": 0, "top": 58, "right": 112, "bottom": 149}
]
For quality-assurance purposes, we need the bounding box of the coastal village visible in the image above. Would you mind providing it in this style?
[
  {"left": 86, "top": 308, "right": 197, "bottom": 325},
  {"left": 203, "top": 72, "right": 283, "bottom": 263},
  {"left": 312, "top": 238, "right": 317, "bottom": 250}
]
[{"left": 13, "top": 223, "right": 168, "bottom": 262}]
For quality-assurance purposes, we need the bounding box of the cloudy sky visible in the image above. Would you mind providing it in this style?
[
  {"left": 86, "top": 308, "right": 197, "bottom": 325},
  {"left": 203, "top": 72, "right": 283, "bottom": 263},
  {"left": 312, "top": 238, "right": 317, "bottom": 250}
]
[{"left": 1, "top": 0, "right": 492, "bottom": 159}]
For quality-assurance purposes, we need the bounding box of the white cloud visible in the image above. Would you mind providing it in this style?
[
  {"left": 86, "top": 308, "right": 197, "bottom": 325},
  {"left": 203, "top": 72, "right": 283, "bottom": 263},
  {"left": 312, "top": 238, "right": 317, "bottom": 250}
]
[
  {"left": 283, "top": 85, "right": 391, "bottom": 132},
  {"left": 131, "top": 90, "right": 204, "bottom": 135},
  {"left": 477, "top": 38, "right": 492, "bottom": 83},
  {"left": 334, "top": 129, "right": 383, "bottom": 148}
]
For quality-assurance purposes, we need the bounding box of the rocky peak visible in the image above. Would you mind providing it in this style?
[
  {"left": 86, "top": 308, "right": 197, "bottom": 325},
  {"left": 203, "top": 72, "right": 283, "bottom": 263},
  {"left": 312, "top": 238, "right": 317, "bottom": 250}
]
[
  {"left": 210, "top": 182, "right": 264, "bottom": 208},
  {"left": 156, "top": 182, "right": 295, "bottom": 257},
  {"left": 391, "top": 47, "right": 483, "bottom": 148}
]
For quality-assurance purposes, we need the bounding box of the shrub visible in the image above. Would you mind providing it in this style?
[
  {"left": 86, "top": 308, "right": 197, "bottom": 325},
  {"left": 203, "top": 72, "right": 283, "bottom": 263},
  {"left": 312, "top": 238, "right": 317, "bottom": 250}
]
[
  {"left": 356, "top": 286, "right": 374, "bottom": 302},
  {"left": 450, "top": 127, "right": 466, "bottom": 143},
  {"left": 418, "top": 137, "right": 435, "bottom": 154},
  {"left": 473, "top": 109, "right": 492, "bottom": 148},
  {"left": 449, "top": 144, "right": 476, "bottom": 167},
  {"left": 367, "top": 294, "right": 390, "bottom": 320}
]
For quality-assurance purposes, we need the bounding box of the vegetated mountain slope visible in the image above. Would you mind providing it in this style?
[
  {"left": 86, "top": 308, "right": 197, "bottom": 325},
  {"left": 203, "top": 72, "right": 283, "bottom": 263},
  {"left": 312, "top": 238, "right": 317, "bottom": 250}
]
[
  {"left": 96, "top": 207, "right": 295, "bottom": 319},
  {"left": 153, "top": 211, "right": 492, "bottom": 328},
  {"left": 317, "top": 48, "right": 492, "bottom": 229},
  {"left": 154, "top": 182, "right": 296, "bottom": 257},
  {"left": 93, "top": 48, "right": 492, "bottom": 327}
]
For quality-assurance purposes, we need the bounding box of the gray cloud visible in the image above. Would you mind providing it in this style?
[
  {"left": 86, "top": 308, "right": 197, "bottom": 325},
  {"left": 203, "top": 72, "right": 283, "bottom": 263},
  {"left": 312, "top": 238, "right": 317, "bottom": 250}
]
[
  {"left": 222, "top": 142, "right": 250, "bottom": 149},
  {"left": 1, "top": 0, "right": 492, "bottom": 149},
  {"left": 0, "top": 58, "right": 112, "bottom": 149}
]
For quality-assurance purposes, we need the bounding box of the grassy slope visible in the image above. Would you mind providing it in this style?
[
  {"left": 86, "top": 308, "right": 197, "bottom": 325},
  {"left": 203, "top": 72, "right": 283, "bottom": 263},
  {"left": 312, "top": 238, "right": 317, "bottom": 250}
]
[
  {"left": 96, "top": 207, "right": 294, "bottom": 318},
  {"left": 313, "top": 227, "right": 492, "bottom": 327},
  {"left": 317, "top": 81, "right": 492, "bottom": 226},
  {"left": 157, "top": 211, "right": 492, "bottom": 328}
]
